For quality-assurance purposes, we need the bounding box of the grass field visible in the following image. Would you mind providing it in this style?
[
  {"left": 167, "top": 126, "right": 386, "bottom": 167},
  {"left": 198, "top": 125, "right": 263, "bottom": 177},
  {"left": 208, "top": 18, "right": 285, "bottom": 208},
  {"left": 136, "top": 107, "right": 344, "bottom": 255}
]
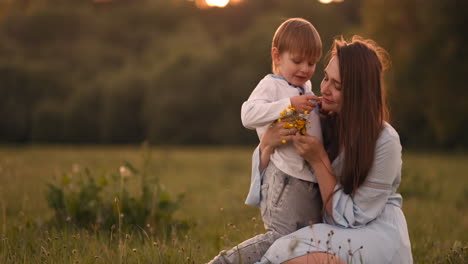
[{"left": 0, "top": 145, "right": 467, "bottom": 263}]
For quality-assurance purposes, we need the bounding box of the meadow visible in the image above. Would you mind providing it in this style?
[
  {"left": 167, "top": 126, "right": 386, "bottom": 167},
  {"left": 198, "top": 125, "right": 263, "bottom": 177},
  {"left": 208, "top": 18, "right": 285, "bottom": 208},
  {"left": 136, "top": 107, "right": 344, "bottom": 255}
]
[{"left": 0, "top": 145, "right": 466, "bottom": 263}]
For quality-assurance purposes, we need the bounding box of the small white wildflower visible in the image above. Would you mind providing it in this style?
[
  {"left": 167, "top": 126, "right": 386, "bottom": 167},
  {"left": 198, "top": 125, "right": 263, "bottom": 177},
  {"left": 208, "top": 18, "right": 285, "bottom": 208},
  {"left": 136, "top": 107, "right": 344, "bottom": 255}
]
[
  {"left": 119, "top": 166, "right": 132, "bottom": 179},
  {"left": 288, "top": 238, "right": 299, "bottom": 253}
]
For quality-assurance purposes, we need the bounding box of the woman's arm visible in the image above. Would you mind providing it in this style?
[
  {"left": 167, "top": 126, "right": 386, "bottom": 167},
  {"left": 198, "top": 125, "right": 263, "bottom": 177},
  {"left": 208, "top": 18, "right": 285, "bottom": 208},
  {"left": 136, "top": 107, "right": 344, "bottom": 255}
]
[
  {"left": 328, "top": 132, "right": 401, "bottom": 228},
  {"left": 292, "top": 134, "right": 337, "bottom": 216},
  {"left": 259, "top": 139, "right": 275, "bottom": 173},
  {"left": 294, "top": 126, "right": 402, "bottom": 228}
]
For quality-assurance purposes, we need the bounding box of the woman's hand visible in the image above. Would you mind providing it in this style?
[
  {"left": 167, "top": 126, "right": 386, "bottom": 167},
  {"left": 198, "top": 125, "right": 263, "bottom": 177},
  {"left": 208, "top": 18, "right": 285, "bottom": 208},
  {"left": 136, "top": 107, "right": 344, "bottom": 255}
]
[
  {"left": 291, "top": 134, "right": 327, "bottom": 166},
  {"left": 260, "top": 119, "right": 296, "bottom": 148},
  {"left": 258, "top": 118, "right": 297, "bottom": 172}
]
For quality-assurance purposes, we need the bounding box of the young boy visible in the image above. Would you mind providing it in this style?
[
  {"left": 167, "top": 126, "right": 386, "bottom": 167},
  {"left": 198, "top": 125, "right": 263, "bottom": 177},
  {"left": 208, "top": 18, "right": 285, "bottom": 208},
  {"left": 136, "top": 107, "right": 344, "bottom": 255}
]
[{"left": 209, "top": 18, "right": 323, "bottom": 264}]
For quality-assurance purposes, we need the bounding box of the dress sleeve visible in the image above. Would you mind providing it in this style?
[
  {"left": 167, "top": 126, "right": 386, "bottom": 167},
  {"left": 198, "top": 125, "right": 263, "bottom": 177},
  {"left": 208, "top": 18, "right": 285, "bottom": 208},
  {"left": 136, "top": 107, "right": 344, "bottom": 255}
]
[
  {"left": 244, "top": 146, "right": 263, "bottom": 207},
  {"left": 241, "top": 79, "right": 292, "bottom": 129},
  {"left": 324, "top": 130, "right": 402, "bottom": 228}
]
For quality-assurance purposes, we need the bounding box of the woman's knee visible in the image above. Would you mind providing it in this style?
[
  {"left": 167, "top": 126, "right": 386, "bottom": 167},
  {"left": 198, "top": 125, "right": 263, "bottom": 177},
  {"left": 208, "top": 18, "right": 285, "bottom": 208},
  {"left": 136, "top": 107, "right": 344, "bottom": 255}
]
[{"left": 284, "top": 252, "right": 346, "bottom": 264}]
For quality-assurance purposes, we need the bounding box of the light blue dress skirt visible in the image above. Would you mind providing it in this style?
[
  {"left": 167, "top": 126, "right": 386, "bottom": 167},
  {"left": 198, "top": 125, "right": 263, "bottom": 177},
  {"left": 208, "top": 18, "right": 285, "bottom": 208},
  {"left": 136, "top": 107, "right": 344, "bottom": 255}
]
[{"left": 258, "top": 203, "right": 412, "bottom": 263}]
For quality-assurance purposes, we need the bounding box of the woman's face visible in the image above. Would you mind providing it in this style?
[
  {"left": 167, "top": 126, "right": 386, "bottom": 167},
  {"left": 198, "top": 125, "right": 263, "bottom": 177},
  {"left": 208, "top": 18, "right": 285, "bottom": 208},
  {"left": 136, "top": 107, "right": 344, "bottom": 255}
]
[{"left": 320, "top": 55, "right": 342, "bottom": 113}]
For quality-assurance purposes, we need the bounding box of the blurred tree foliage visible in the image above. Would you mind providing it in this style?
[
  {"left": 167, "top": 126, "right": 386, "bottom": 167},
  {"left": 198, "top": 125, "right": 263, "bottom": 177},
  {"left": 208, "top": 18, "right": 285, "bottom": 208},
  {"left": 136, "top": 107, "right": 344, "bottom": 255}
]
[
  {"left": 0, "top": 0, "right": 466, "bottom": 149},
  {"left": 360, "top": 0, "right": 468, "bottom": 149}
]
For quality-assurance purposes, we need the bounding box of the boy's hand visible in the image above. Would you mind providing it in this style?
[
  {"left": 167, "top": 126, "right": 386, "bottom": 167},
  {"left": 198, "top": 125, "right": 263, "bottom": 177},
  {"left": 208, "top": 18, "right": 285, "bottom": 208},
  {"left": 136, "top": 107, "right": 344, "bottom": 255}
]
[
  {"left": 290, "top": 94, "right": 320, "bottom": 113},
  {"left": 316, "top": 100, "right": 335, "bottom": 118}
]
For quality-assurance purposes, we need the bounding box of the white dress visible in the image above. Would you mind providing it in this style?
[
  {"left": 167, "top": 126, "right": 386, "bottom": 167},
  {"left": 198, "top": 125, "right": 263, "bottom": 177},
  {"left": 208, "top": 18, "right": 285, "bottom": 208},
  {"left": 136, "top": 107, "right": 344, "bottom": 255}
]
[{"left": 255, "top": 123, "right": 413, "bottom": 264}]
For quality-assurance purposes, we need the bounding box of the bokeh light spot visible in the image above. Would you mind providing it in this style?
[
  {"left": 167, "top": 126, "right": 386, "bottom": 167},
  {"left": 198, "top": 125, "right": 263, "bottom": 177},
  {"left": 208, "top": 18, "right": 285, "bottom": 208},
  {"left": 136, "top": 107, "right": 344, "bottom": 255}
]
[{"left": 206, "top": 0, "right": 230, "bottom": 8}]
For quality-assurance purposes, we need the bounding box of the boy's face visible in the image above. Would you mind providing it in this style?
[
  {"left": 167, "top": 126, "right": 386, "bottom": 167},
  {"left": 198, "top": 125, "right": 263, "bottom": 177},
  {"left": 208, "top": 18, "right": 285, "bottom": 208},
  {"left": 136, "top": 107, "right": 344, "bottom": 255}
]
[{"left": 273, "top": 49, "right": 317, "bottom": 87}]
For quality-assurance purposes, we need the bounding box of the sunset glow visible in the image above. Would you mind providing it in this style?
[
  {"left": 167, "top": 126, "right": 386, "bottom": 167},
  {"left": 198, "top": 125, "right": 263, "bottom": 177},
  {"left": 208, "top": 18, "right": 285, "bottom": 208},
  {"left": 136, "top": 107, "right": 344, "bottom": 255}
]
[{"left": 205, "top": 0, "right": 230, "bottom": 7}]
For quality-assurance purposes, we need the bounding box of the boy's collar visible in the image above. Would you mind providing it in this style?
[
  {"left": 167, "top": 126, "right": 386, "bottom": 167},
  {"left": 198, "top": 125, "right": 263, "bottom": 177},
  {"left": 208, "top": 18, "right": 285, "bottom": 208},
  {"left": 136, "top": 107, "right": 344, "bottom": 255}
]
[{"left": 269, "top": 74, "right": 305, "bottom": 89}]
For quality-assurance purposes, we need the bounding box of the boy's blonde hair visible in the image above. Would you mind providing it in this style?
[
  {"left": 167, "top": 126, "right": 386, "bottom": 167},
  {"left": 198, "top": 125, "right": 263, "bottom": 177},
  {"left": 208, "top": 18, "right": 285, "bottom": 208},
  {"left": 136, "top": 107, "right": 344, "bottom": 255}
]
[{"left": 272, "top": 18, "right": 322, "bottom": 73}]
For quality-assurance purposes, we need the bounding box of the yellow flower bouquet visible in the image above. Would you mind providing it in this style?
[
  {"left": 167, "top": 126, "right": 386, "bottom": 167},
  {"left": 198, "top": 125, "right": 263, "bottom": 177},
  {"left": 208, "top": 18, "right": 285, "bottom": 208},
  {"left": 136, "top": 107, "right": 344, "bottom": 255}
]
[{"left": 278, "top": 105, "right": 309, "bottom": 143}]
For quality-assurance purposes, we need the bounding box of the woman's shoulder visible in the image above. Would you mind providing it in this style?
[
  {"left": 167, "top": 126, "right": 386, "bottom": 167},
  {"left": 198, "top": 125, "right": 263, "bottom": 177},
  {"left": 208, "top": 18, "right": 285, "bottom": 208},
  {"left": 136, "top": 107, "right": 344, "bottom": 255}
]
[
  {"left": 376, "top": 122, "right": 402, "bottom": 152},
  {"left": 380, "top": 122, "right": 400, "bottom": 142}
]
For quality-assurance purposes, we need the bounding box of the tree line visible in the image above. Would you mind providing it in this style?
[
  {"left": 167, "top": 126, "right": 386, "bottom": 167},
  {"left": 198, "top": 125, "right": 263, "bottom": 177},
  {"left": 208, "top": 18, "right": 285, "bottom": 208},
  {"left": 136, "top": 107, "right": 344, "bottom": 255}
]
[{"left": 0, "top": 0, "right": 466, "bottom": 149}]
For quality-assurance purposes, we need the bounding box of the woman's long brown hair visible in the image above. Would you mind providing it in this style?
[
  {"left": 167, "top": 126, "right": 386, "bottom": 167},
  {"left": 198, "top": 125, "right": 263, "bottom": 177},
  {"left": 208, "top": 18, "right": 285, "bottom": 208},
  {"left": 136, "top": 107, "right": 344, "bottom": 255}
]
[{"left": 323, "top": 36, "right": 390, "bottom": 195}]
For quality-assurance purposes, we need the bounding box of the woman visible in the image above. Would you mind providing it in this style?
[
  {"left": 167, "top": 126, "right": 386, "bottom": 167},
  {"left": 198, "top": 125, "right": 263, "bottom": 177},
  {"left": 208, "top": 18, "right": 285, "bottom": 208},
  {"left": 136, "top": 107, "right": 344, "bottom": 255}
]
[{"left": 254, "top": 36, "right": 413, "bottom": 263}]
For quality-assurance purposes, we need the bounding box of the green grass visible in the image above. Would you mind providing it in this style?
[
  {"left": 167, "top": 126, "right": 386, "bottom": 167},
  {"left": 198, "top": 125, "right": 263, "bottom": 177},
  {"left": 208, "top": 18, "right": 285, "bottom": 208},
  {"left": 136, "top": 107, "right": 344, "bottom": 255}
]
[{"left": 0, "top": 145, "right": 467, "bottom": 263}]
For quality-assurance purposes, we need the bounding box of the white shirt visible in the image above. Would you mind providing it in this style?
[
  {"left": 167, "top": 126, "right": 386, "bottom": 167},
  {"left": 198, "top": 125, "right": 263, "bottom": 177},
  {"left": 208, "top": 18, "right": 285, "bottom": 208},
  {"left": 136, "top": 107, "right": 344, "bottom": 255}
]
[{"left": 241, "top": 74, "right": 322, "bottom": 183}]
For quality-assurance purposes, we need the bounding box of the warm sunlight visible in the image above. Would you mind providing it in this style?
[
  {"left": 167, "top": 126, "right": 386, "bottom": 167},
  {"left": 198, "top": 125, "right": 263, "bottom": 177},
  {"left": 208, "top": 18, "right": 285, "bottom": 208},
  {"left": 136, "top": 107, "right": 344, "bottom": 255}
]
[
  {"left": 319, "top": 0, "right": 344, "bottom": 3},
  {"left": 205, "top": 0, "right": 230, "bottom": 7}
]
